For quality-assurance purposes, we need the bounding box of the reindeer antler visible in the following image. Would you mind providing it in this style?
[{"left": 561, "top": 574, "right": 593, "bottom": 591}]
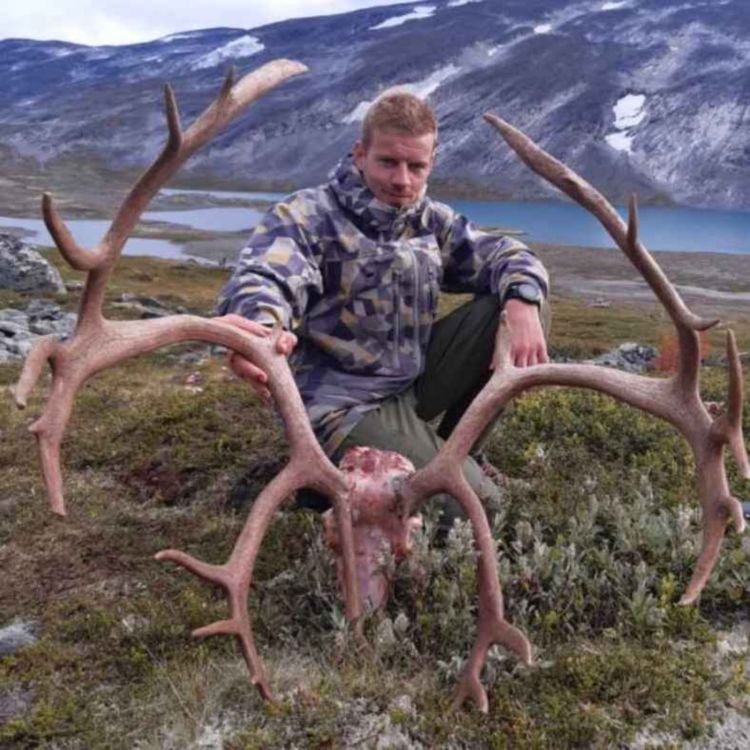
[
  {"left": 14, "top": 60, "right": 364, "bottom": 701},
  {"left": 400, "top": 116, "right": 748, "bottom": 711}
]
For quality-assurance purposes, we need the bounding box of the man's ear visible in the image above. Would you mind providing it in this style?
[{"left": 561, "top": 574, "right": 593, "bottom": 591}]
[{"left": 353, "top": 141, "right": 365, "bottom": 170}]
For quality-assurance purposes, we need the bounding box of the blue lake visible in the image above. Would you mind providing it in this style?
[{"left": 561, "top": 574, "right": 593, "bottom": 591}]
[
  {"left": 0, "top": 215, "right": 195, "bottom": 261},
  {"left": 2, "top": 187, "right": 749, "bottom": 259},
  {"left": 450, "top": 199, "right": 750, "bottom": 255}
]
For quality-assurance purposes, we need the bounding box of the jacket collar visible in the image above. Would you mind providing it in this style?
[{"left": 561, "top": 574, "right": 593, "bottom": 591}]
[{"left": 328, "top": 154, "right": 427, "bottom": 234}]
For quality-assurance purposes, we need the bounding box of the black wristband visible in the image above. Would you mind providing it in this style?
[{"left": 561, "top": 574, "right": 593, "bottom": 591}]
[{"left": 503, "top": 282, "right": 542, "bottom": 306}]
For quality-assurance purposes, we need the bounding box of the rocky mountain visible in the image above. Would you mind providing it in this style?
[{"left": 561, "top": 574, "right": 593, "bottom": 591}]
[{"left": 1, "top": 0, "right": 749, "bottom": 210}]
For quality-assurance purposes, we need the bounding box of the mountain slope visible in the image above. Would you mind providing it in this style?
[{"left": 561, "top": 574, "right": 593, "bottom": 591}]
[{"left": 0, "top": 0, "right": 748, "bottom": 210}]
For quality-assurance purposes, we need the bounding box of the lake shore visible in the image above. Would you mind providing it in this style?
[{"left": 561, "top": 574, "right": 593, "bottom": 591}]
[{"left": 531, "top": 242, "right": 750, "bottom": 320}]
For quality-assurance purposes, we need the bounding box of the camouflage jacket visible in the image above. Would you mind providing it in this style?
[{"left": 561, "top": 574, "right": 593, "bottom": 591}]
[{"left": 217, "top": 156, "right": 549, "bottom": 455}]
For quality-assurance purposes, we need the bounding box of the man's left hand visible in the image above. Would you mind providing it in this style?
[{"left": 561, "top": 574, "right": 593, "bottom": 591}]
[{"left": 492, "top": 299, "right": 548, "bottom": 369}]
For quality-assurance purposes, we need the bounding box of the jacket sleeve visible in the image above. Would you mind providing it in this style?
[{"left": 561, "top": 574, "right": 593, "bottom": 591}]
[
  {"left": 428, "top": 200, "right": 549, "bottom": 302},
  {"left": 215, "top": 194, "right": 324, "bottom": 329}
]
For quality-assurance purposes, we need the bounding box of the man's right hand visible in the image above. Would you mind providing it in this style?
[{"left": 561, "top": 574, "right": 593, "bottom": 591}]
[{"left": 216, "top": 313, "right": 297, "bottom": 403}]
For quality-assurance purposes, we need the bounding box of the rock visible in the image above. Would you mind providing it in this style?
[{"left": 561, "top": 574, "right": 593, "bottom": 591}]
[
  {"left": 0, "top": 308, "right": 26, "bottom": 323},
  {"left": 0, "top": 686, "right": 33, "bottom": 724},
  {"left": 112, "top": 292, "right": 180, "bottom": 319},
  {"left": 0, "top": 319, "right": 27, "bottom": 338},
  {"left": 111, "top": 300, "right": 172, "bottom": 318},
  {"left": 5, "top": 337, "right": 33, "bottom": 357},
  {"left": 26, "top": 299, "right": 62, "bottom": 318},
  {"left": 0, "top": 301, "right": 76, "bottom": 361},
  {"left": 0, "top": 234, "right": 66, "bottom": 294},
  {"left": 117, "top": 292, "right": 168, "bottom": 308},
  {"left": 585, "top": 342, "right": 657, "bottom": 373},
  {"left": 0, "top": 618, "right": 38, "bottom": 655}
]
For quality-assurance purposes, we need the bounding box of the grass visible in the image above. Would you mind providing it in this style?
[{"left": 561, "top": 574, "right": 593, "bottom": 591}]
[{"left": 1, "top": 255, "right": 750, "bottom": 748}]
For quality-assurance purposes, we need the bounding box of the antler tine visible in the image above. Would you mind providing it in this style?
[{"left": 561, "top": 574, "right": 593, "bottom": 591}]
[
  {"left": 681, "top": 492, "right": 745, "bottom": 604},
  {"left": 25, "top": 366, "right": 84, "bottom": 516},
  {"left": 483, "top": 114, "right": 718, "bottom": 335},
  {"left": 103, "top": 59, "right": 308, "bottom": 267},
  {"left": 155, "top": 344, "right": 361, "bottom": 700},
  {"left": 219, "top": 66, "right": 236, "bottom": 103},
  {"left": 163, "top": 83, "right": 183, "bottom": 153},
  {"left": 402, "top": 462, "right": 531, "bottom": 713},
  {"left": 12, "top": 335, "right": 60, "bottom": 408},
  {"left": 721, "top": 330, "right": 750, "bottom": 478},
  {"left": 42, "top": 193, "right": 99, "bottom": 272},
  {"left": 626, "top": 193, "right": 638, "bottom": 250},
  {"left": 156, "top": 466, "right": 301, "bottom": 701},
  {"left": 626, "top": 194, "right": 704, "bottom": 391},
  {"left": 42, "top": 60, "right": 306, "bottom": 284}
]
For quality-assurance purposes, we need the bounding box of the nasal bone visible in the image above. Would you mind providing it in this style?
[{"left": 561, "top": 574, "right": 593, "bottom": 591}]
[{"left": 393, "top": 164, "right": 409, "bottom": 184}]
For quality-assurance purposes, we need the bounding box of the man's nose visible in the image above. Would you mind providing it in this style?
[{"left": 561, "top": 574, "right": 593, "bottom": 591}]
[{"left": 392, "top": 163, "right": 409, "bottom": 186}]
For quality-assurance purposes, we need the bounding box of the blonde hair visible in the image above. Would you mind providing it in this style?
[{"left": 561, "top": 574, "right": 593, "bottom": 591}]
[{"left": 361, "top": 89, "right": 438, "bottom": 149}]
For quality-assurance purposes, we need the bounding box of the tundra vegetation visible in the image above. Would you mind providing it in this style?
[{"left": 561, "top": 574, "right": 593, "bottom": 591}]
[{"left": 1, "top": 247, "right": 749, "bottom": 748}]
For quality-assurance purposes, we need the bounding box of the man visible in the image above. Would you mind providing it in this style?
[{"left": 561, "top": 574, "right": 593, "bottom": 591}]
[{"left": 216, "top": 91, "right": 549, "bottom": 521}]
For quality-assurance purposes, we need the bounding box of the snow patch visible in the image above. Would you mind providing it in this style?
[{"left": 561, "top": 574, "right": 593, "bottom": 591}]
[
  {"left": 84, "top": 50, "right": 112, "bottom": 61},
  {"left": 534, "top": 24, "right": 553, "bottom": 34},
  {"left": 601, "top": 1, "right": 628, "bottom": 9},
  {"left": 194, "top": 35, "right": 264, "bottom": 70},
  {"left": 343, "top": 101, "right": 372, "bottom": 124},
  {"left": 408, "top": 63, "right": 461, "bottom": 98},
  {"left": 161, "top": 31, "right": 203, "bottom": 42},
  {"left": 606, "top": 93, "right": 647, "bottom": 154},
  {"left": 605, "top": 131, "right": 634, "bottom": 153},
  {"left": 370, "top": 5, "right": 436, "bottom": 30},
  {"left": 447, "top": 0, "right": 483, "bottom": 6},
  {"left": 613, "top": 93, "right": 646, "bottom": 129},
  {"left": 47, "top": 47, "right": 75, "bottom": 58},
  {"left": 342, "top": 64, "right": 461, "bottom": 123},
  {"left": 69, "top": 68, "right": 93, "bottom": 83}
]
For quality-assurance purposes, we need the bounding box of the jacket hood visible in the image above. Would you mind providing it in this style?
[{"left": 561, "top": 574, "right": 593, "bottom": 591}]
[{"left": 328, "top": 154, "right": 427, "bottom": 234}]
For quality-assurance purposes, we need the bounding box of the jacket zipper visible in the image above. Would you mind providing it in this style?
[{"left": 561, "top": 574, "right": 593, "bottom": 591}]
[
  {"left": 407, "top": 246, "right": 421, "bottom": 374},
  {"left": 393, "top": 270, "right": 402, "bottom": 363}
]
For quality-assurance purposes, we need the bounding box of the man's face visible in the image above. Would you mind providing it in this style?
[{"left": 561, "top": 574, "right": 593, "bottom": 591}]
[{"left": 353, "top": 129, "right": 435, "bottom": 208}]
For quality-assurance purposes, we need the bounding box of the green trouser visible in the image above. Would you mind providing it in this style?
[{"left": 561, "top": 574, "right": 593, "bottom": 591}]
[{"left": 299, "top": 295, "right": 550, "bottom": 525}]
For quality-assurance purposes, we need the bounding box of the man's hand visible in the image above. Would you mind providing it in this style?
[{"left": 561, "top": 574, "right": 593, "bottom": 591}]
[
  {"left": 492, "top": 299, "right": 548, "bottom": 369},
  {"left": 216, "top": 313, "right": 297, "bottom": 402}
]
